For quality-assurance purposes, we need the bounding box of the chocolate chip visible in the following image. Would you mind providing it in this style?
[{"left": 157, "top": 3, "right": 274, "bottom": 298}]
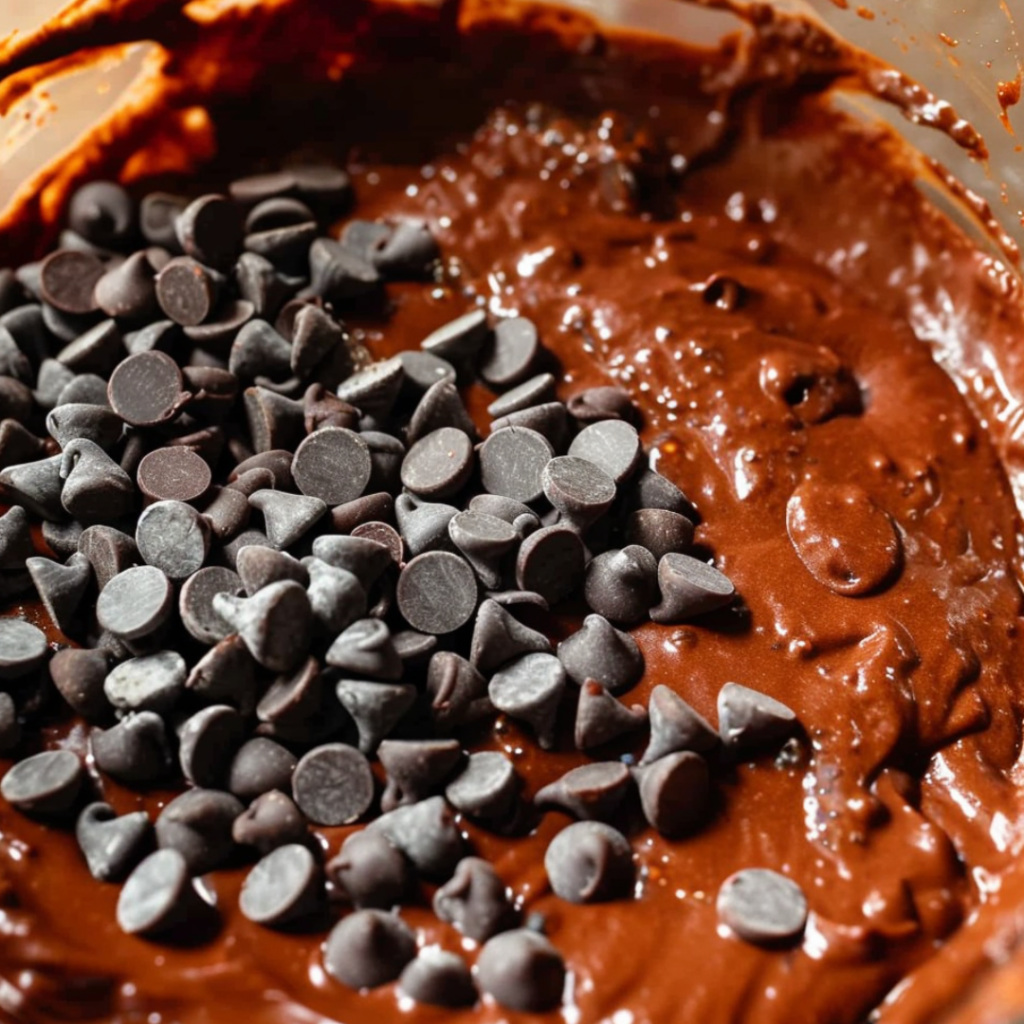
[
  {"left": 515, "top": 525, "right": 585, "bottom": 606},
  {"left": 716, "top": 868, "right": 808, "bottom": 944},
  {"left": 303, "top": 558, "right": 366, "bottom": 636},
  {"left": 124, "top": 317, "right": 180, "bottom": 355},
  {"left": 398, "top": 350, "right": 456, "bottom": 398},
  {"left": 545, "top": 821, "right": 634, "bottom": 903},
  {"left": 49, "top": 647, "right": 110, "bottom": 720},
  {"left": 641, "top": 684, "right": 718, "bottom": 764},
  {"left": 0, "top": 419, "right": 47, "bottom": 470},
  {"left": 568, "top": 419, "right": 643, "bottom": 485},
  {"left": 470, "top": 598, "right": 550, "bottom": 674},
  {"left": 583, "top": 545, "right": 658, "bottom": 625},
  {"left": 351, "top": 521, "right": 403, "bottom": 567},
  {"left": 39, "top": 249, "right": 104, "bottom": 315},
  {"left": 177, "top": 566, "right": 239, "bottom": 645},
  {"left": 26, "top": 552, "right": 91, "bottom": 634},
  {"left": 256, "top": 656, "right": 322, "bottom": 730},
  {"left": 229, "top": 172, "right": 296, "bottom": 206},
  {"left": 68, "top": 181, "right": 135, "bottom": 248},
  {"left": 154, "top": 256, "right": 220, "bottom": 326},
  {"left": 178, "top": 705, "right": 245, "bottom": 788},
  {"left": 136, "top": 447, "right": 212, "bottom": 505},
  {"left": 235, "top": 252, "right": 292, "bottom": 319},
  {"left": 309, "top": 238, "right": 380, "bottom": 305},
  {"left": 397, "top": 551, "right": 478, "bottom": 634},
  {"left": 97, "top": 565, "right": 174, "bottom": 640},
  {"left": 0, "top": 376, "right": 34, "bottom": 424},
  {"left": 33, "top": 361, "right": 76, "bottom": 411},
  {"left": 542, "top": 455, "right": 616, "bottom": 532},
  {"left": 92, "top": 711, "right": 170, "bottom": 783},
  {"left": 399, "top": 949, "right": 477, "bottom": 1008},
  {"left": 468, "top": 493, "right": 541, "bottom": 536},
  {"left": 432, "top": 856, "right": 517, "bottom": 941},
  {"left": 394, "top": 494, "right": 458, "bottom": 557},
  {"left": 335, "top": 357, "right": 404, "bottom": 419},
  {"left": 490, "top": 401, "right": 570, "bottom": 452},
  {"left": 370, "top": 795, "right": 464, "bottom": 880},
  {"left": 116, "top": 848, "right": 203, "bottom": 936},
  {"left": 401, "top": 427, "right": 474, "bottom": 500},
  {"left": 326, "top": 618, "right": 402, "bottom": 680},
  {"left": 290, "top": 427, "right": 371, "bottom": 506},
  {"left": 291, "top": 743, "right": 373, "bottom": 826},
  {"left": 247, "top": 489, "right": 326, "bottom": 550},
  {"left": 213, "top": 580, "right": 312, "bottom": 672},
  {"left": 391, "top": 629, "right": 436, "bottom": 664},
  {"left": 245, "top": 197, "right": 314, "bottom": 234},
  {"left": 489, "top": 652, "right": 566, "bottom": 750},
  {"left": 486, "top": 372, "right": 556, "bottom": 418},
  {"left": 140, "top": 192, "right": 186, "bottom": 248},
  {"left": 136, "top": 500, "right": 211, "bottom": 580},
  {"left": 240, "top": 843, "right": 323, "bottom": 927},
  {"left": 291, "top": 163, "right": 352, "bottom": 212},
  {"left": 104, "top": 650, "right": 186, "bottom": 714},
  {"left": 77, "top": 525, "right": 138, "bottom": 590},
  {"left": 323, "top": 909, "right": 416, "bottom": 990},
  {"left": 566, "top": 385, "right": 635, "bottom": 425},
  {"left": 624, "top": 508, "right": 694, "bottom": 561},
  {"left": 94, "top": 251, "right": 158, "bottom": 322},
  {"left": 650, "top": 553, "right": 735, "bottom": 623},
  {"left": 186, "top": 634, "right": 258, "bottom": 715},
  {"left": 371, "top": 219, "right": 440, "bottom": 279},
  {"left": 717, "top": 682, "right": 797, "bottom": 751},
  {"left": 480, "top": 317, "right": 539, "bottom": 387},
  {"left": 444, "top": 751, "right": 518, "bottom": 823},
  {"left": 535, "top": 761, "right": 632, "bottom": 822},
  {"left": 327, "top": 828, "right": 412, "bottom": 909},
  {"left": 0, "top": 618, "right": 48, "bottom": 680},
  {"left": 0, "top": 454, "right": 65, "bottom": 520},
  {"left": 575, "top": 680, "right": 647, "bottom": 750},
  {"left": 635, "top": 750, "right": 710, "bottom": 836},
  {"left": 291, "top": 306, "right": 346, "bottom": 378},
  {"left": 155, "top": 788, "right": 244, "bottom": 874},
  {"left": 478, "top": 426, "right": 553, "bottom": 504},
  {"left": 232, "top": 790, "right": 308, "bottom": 855},
  {"left": 76, "top": 802, "right": 152, "bottom": 882},
  {"left": 446, "top": 513, "right": 517, "bottom": 590},
  {"left": 334, "top": 679, "right": 417, "bottom": 755},
  {"left": 41, "top": 519, "right": 84, "bottom": 560},
  {"left": 476, "top": 929, "right": 565, "bottom": 1012},
  {"left": 230, "top": 320, "right": 292, "bottom": 381},
  {"left": 0, "top": 694, "right": 18, "bottom": 753},
  {"left": 1, "top": 749, "right": 84, "bottom": 816},
  {"left": 237, "top": 546, "right": 308, "bottom": 596},
  {"left": 59, "top": 437, "right": 135, "bottom": 522},
  {"left": 378, "top": 738, "right": 462, "bottom": 812},
  {"left": 56, "top": 319, "right": 124, "bottom": 375},
  {"left": 330, "top": 493, "right": 394, "bottom": 534},
  {"left": 420, "top": 309, "right": 488, "bottom": 361},
  {"left": 56, "top": 373, "right": 111, "bottom": 407},
  {"left": 426, "top": 651, "right": 491, "bottom": 732},
  {"left": 312, "top": 534, "right": 392, "bottom": 590},
  {"left": 622, "top": 467, "right": 696, "bottom": 519},
  {"left": 227, "top": 738, "right": 297, "bottom": 803},
  {"left": 107, "top": 350, "right": 186, "bottom": 427},
  {"left": 175, "top": 195, "right": 242, "bottom": 268}
]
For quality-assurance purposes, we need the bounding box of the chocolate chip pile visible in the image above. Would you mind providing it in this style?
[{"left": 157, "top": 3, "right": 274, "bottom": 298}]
[{"left": 0, "top": 168, "right": 806, "bottom": 1012}]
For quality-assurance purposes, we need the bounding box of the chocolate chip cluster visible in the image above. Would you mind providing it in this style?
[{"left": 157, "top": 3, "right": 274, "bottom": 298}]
[{"left": 0, "top": 167, "right": 805, "bottom": 1012}]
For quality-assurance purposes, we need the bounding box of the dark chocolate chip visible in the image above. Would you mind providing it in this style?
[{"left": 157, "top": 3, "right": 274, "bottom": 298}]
[
  {"left": 312, "top": 534, "right": 392, "bottom": 590},
  {"left": 624, "top": 508, "right": 694, "bottom": 560},
  {"left": 104, "top": 650, "right": 186, "bottom": 714},
  {"left": 67, "top": 181, "right": 134, "bottom": 249},
  {"left": 213, "top": 580, "right": 313, "bottom": 673},
  {"left": 575, "top": 680, "right": 647, "bottom": 750},
  {"left": 291, "top": 427, "right": 371, "bottom": 506},
  {"left": 178, "top": 705, "right": 245, "bottom": 788},
  {"left": 136, "top": 500, "right": 210, "bottom": 579},
  {"left": 326, "top": 618, "right": 402, "bottom": 680},
  {"left": 444, "top": 751, "right": 518, "bottom": 821},
  {"left": 351, "top": 521, "right": 403, "bottom": 567},
  {"left": 232, "top": 790, "right": 308, "bottom": 855},
  {"left": 478, "top": 426, "right": 553, "bottom": 504},
  {"left": 397, "top": 350, "right": 456, "bottom": 398},
  {"left": 0, "top": 618, "right": 48, "bottom": 680},
  {"left": 635, "top": 750, "right": 710, "bottom": 836},
  {"left": 236, "top": 252, "right": 292, "bottom": 319},
  {"left": 446, "top": 512, "right": 516, "bottom": 590},
  {"left": 535, "top": 761, "right": 632, "bottom": 822},
  {"left": 97, "top": 565, "right": 174, "bottom": 640},
  {"left": 248, "top": 489, "right": 326, "bottom": 549},
  {"left": 229, "top": 319, "right": 292, "bottom": 381},
  {"left": 0, "top": 376, "right": 35, "bottom": 423},
  {"left": 305, "top": 558, "right": 367, "bottom": 636},
  {"left": 468, "top": 493, "right": 540, "bottom": 533},
  {"left": 186, "top": 634, "right": 259, "bottom": 714},
  {"left": 229, "top": 172, "right": 297, "bottom": 206},
  {"left": 55, "top": 319, "right": 124, "bottom": 375},
  {"left": 621, "top": 468, "right": 696, "bottom": 519},
  {"left": 335, "top": 357, "right": 404, "bottom": 419},
  {"left": 33, "top": 360, "right": 76, "bottom": 411},
  {"left": 515, "top": 525, "right": 585, "bottom": 606},
  {"left": 480, "top": 317, "right": 539, "bottom": 387},
  {"left": 26, "top": 552, "right": 91, "bottom": 634},
  {"left": 124, "top": 318, "right": 181, "bottom": 356},
  {"left": 334, "top": 678, "right": 417, "bottom": 754},
  {"left": 650, "top": 553, "right": 735, "bottom": 623},
  {"left": 489, "top": 652, "right": 566, "bottom": 750},
  {"left": 400, "top": 427, "right": 474, "bottom": 500},
  {"left": 77, "top": 525, "right": 138, "bottom": 590},
  {"left": 327, "top": 829, "right": 412, "bottom": 909},
  {"left": 308, "top": 238, "right": 380, "bottom": 305},
  {"left": 290, "top": 163, "right": 352, "bottom": 212},
  {"left": 544, "top": 821, "right": 634, "bottom": 903},
  {"left": 175, "top": 194, "right": 242, "bottom": 268},
  {"left": 256, "top": 656, "right": 322, "bottom": 730},
  {"left": 46, "top": 402, "right": 122, "bottom": 451},
  {"left": 155, "top": 256, "right": 220, "bottom": 326},
  {"left": 59, "top": 437, "right": 135, "bottom": 523},
  {"left": 236, "top": 545, "right": 308, "bottom": 596},
  {"left": 246, "top": 197, "right": 315, "bottom": 234},
  {"left": 243, "top": 386, "right": 304, "bottom": 453},
  {"left": 420, "top": 309, "right": 488, "bottom": 361},
  {"left": 476, "top": 929, "right": 565, "bottom": 1012},
  {"left": 556, "top": 612, "right": 644, "bottom": 692},
  {"left": 717, "top": 682, "right": 797, "bottom": 751},
  {"left": 140, "top": 192, "right": 186, "bottom": 249},
  {"left": 433, "top": 856, "right": 517, "bottom": 941},
  {"left": 371, "top": 219, "right": 439, "bottom": 279},
  {"left": 91, "top": 711, "right": 171, "bottom": 784},
  {"left": 426, "top": 651, "right": 491, "bottom": 732},
  {"left": 41, "top": 518, "right": 84, "bottom": 559},
  {"left": 406, "top": 380, "right": 476, "bottom": 446},
  {"left": 490, "top": 401, "right": 570, "bottom": 452},
  {"left": 486, "top": 372, "right": 556, "bottom": 418},
  {"left": 583, "top": 545, "right": 658, "bottom": 625},
  {"left": 323, "top": 909, "right": 416, "bottom": 990},
  {"left": 246, "top": 222, "right": 318, "bottom": 273},
  {"left": 155, "top": 788, "right": 244, "bottom": 874},
  {"left": 240, "top": 843, "right": 323, "bottom": 926},
  {"left": 116, "top": 849, "right": 203, "bottom": 936},
  {"left": 137, "top": 446, "right": 212, "bottom": 504},
  {"left": 1, "top": 748, "right": 84, "bottom": 815},
  {"left": 469, "top": 598, "right": 550, "bottom": 675},
  {"left": 568, "top": 419, "right": 643, "bottom": 484},
  {"left": 0, "top": 454, "right": 67, "bottom": 521},
  {"left": 716, "top": 868, "right": 808, "bottom": 944},
  {"left": 542, "top": 455, "right": 617, "bottom": 531},
  {"left": 378, "top": 738, "right": 462, "bottom": 812},
  {"left": 566, "top": 385, "right": 636, "bottom": 425},
  {"left": 0, "top": 420, "right": 47, "bottom": 471},
  {"left": 396, "top": 551, "right": 478, "bottom": 635},
  {"left": 291, "top": 305, "right": 346, "bottom": 378},
  {"left": 394, "top": 494, "right": 458, "bottom": 557},
  {"left": 39, "top": 249, "right": 104, "bottom": 315},
  {"left": 184, "top": 298, "right": 255, "bottom": 347},
  {"left": 391, "top": 628, "right": 436, "bottom": 664},
  {"left": 227, "top": 738, "right": 297, "bottom": 803},
  {"left": 76, "top": 802, "right": 152, "bottom": 882},
  {"left": 641, "top": 684, "right": 718, "bottom": 764},
  {"left": 49, "top": 647, "right": 111, "bottom": 720},
  {"left": 292, "top": 743, "right": 374, "bottom": 826},
  {"left": 398, "top": 950, "right": 477, "bottom": 1008},
  {"left": 56, "top": 373, "right": 111, "bottom": 407},
  {"left": 370, "top": 795, "right": 464, "bottom": 880},
  {"left": 94, "top": 251, "right": 158, "bottom": 322},
  {"left": 107, "top": 350, "right": 186, "bottom": 427}
]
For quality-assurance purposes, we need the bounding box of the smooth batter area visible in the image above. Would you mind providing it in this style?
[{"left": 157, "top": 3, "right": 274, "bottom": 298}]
[{"left": 3, "top": 3, "right": 1024, "bottom": 1023}]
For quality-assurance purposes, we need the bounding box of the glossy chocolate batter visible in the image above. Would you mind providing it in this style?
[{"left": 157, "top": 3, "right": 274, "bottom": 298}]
[{"left": 3, "top": 3, "right": 1024, "bottom": 1023}]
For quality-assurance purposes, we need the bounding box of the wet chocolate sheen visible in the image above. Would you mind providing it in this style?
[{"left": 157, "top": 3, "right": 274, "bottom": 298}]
[{"left": 3, "top": 5, "right": 1024, "bottom": 1024}]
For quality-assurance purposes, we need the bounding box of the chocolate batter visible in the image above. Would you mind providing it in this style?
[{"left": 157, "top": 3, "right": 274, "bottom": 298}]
[{"left": 3, "top": 2, "right": 1024, "bottom": 1023}]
